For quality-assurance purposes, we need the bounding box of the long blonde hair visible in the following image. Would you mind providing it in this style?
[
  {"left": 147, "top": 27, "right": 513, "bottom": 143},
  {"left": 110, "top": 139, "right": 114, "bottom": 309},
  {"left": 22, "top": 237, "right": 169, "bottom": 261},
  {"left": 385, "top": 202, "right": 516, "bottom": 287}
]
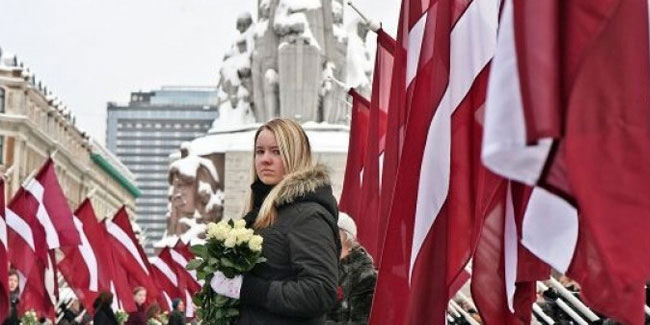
[{"left": 244, "top": 119, "right": 312, "bottom": 228}]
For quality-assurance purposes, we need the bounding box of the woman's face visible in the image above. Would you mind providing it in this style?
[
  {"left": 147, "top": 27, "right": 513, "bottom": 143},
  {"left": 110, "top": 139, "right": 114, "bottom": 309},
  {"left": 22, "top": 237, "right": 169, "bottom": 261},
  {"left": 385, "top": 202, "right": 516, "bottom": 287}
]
[
  {"left": 8, "top": 274, "right": 18, "bottom": 292},
  {"left": 178, "top": 301, "right": 185, "bottom": 312},
  {"left": 255, "top": 129, "right": 286, "bottom": 185},
  {"left": 134, "top": 289, "right": 147, "bottom": 305}
]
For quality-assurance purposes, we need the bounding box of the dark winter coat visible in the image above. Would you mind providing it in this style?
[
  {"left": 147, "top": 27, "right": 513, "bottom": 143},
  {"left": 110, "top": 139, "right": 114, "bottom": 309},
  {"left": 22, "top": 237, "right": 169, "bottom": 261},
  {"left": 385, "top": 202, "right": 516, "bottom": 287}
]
[
  {"left": 125, "top": 304, "right": 146, "bottom": 325},
  {"left": 326, "top": 245, "right": 377, "bottom": 325},
  {"left": 167, "top": 311, "right": 184, "bottom": 325},
  {"left": 2, "top": 291, "right": 19, "bottom": 325},
  {"left": 93, "top": 305, "right": 118, "bottom": 325},
  {"left": 238, "top": 164, "right": 341, "bottom": 325}
]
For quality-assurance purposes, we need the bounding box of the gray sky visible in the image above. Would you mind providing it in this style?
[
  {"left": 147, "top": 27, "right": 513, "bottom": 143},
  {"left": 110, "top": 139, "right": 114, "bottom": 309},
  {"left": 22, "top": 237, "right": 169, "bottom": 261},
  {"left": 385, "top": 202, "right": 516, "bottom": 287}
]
[{"left": 0, "top": 0, "right": 399, "bottom": 144}]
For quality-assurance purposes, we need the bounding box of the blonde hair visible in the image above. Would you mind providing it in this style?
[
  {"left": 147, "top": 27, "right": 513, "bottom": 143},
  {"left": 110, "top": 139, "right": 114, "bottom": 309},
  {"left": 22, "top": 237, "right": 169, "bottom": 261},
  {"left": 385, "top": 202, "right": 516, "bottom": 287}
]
[{"left": 244, "top": 119, "right": 312, "bottom": 228}]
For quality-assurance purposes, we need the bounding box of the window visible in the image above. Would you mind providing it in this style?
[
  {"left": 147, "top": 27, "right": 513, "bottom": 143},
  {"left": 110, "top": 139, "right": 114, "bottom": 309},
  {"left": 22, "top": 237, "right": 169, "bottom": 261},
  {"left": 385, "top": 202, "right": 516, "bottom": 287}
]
[{"left": 0, "top": 88, "right": 5, "bottom": 113}]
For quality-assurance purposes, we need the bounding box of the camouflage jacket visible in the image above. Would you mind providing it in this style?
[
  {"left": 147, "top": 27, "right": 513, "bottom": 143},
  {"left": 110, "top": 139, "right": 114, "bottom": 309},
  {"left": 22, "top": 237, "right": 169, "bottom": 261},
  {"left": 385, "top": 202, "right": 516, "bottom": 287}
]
[{"left": 326, "top": 245, "right": 377, "bottom": 325}]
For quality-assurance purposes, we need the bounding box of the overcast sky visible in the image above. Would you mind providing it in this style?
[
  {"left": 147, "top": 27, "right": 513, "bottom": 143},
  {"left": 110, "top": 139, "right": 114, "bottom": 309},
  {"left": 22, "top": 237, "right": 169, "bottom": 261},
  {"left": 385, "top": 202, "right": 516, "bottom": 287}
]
[{"left": 0, "top": 0, "right": 399, "bottom": 145}]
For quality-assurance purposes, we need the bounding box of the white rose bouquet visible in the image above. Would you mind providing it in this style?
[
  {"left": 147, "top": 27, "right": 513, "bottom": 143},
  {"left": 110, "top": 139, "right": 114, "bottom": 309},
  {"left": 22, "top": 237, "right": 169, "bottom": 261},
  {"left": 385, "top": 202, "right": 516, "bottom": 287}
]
[
  {"left": 20, "top": 310, "right": 38, "bottom": 325},
  {"left": 187, "top": 219, "right": 265, "bottom": 325}
]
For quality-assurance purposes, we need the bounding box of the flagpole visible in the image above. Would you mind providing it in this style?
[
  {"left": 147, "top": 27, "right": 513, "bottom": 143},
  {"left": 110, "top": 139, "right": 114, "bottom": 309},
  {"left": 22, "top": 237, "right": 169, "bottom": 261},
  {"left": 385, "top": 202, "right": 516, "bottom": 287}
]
[
  {"left": 449, "top": 300, "right": 480, "bottom": 325},
  {"left": 547, "top": 277, "right": 599, "bottom": 322},
  {"left": 537, "top": 282, "right": 588, "bottom": 325},
  {"left": 346, "top": 1, "right": 381, "bottom": 32}
]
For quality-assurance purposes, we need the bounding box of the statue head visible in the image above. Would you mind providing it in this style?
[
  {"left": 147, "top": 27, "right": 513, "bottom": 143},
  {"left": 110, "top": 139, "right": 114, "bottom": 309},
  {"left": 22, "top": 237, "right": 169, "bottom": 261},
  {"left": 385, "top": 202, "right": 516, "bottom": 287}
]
[{"left": 236, "top": 12, "right": 254, "bottom": 33}]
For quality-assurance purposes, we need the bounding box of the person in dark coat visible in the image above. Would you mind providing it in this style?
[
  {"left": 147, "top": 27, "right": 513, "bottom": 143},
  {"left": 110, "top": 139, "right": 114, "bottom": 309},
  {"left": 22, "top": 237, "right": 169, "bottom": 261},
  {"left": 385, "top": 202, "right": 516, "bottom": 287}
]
[
  {"left": 3, "top": 270, "right": 20, "bottom": 325},
  {"left": 326, "top": 213, "right": 377, "bottom": 324},
  {"left": 93, "top": 292, "right": 118, "bottom": 325},
  {"left": 125, "top": 287, "right": 147, "bottom": 325},
  {"left": 167, "top": 299, "right": 185, "bottom": 325},
  {"left": 209, "top": 119, "right": 341, "bottom": 325}
]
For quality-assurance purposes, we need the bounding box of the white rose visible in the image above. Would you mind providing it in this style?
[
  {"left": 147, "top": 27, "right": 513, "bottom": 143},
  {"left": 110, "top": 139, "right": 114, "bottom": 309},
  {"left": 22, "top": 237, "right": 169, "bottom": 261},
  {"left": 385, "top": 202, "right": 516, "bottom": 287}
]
[
  {"left": 214, "top": 226, "right": 228, "bottom": 241},
  {"left": 224, "top": 233, "right": 237, "bottom": 248},
  {"left": 236, "top": 229, "right": 253, "bottom": 245},
  {"left": 234, "top": 219, "right": 246, "bottom": 229},
  {"left": 248, "top": 235, "right": 263, "bottom": 252}
]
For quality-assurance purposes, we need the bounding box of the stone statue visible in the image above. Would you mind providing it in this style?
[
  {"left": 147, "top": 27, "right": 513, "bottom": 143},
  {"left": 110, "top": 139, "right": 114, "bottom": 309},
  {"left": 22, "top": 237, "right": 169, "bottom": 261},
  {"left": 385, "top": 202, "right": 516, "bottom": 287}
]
[{"left": 166, "top": 144, "right": 224, "bottom": 237}]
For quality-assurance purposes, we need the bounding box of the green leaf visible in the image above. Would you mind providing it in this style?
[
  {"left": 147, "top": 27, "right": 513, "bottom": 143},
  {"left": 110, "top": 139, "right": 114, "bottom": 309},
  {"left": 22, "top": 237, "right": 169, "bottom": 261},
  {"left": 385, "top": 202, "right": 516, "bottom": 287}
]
[
  {"left": 191, "top": 244, "right": 208, "bottom": 258},
  {"left": 186, "top": 258, "right": 203, "bottom": 270},
  {"left": 220, "top": 257, "right": 236, "bottom": 268}
]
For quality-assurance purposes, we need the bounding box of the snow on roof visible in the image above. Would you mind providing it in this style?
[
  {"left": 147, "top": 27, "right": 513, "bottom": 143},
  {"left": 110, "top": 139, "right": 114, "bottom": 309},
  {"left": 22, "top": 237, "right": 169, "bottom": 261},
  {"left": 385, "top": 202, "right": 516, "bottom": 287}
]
[
  {"left": 169, "top": 153, "right": 220, "bottom": 183},
  {"left": 190, "top": 121, "right": 349, "bottom": 156}
]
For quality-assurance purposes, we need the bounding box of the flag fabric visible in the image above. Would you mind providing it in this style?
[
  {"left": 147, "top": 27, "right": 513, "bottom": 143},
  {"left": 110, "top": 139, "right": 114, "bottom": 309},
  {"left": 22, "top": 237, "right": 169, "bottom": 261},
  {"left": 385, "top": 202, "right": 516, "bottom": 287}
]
[
  {"left": 338, "top": 89, "right": 370, "bottom": 221},
  {"left": 5, "top": 158, "right": 80, "bottom": 320},
  {"left": 370, "top": 0, "right": 499, "bottom": 323},
  {"left": 150, "top": 248, "right": 182, "bottom": 312},
  {"left": 481, "top": 0, "right": 650, "bottom": 323},
  {"left": 471, "top": 182, "right": 550, "bottom": 324},
  {"left": 0, "top": 179, "right": 9, "bottom": 321},
  {"left": 171, "top": 241, "right": 200, "bottom": 318},
  {"left": 100, "top": 219, "right": 136, "bottom": 313},
  {"left": 58, "top": 200, "right": 116, "bottom": 314},
  {"left": 7, "top": 158, "right": 80, "bottom": 276},
  {"left": 105, "top": 207, "right": 161, "bottom": 306},
  {"left": 357, "top": 29, "right": 394, "bottom": 260}
]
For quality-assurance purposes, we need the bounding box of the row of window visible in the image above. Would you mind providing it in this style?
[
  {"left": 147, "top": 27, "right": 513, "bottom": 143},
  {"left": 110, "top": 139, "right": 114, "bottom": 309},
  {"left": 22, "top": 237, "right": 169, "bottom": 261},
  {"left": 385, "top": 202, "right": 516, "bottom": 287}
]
[{"left": 117, "top": 122, "right": 211, "bottom": 130}]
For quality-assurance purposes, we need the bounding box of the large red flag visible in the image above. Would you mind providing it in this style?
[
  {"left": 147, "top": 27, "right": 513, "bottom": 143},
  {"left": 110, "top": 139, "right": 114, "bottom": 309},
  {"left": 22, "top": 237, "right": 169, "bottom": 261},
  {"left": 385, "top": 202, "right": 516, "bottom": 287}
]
[
  {"left": 471, "top": 183, "right": 550, "bottom": 324},
  {"left": 370, "top": 0, "right": 500, "bottom": 323},
  {"left": 338, "top": 89, "right": 370, "bottom": 221},
  {"left": 482, "top": 0, "right": 650, "bottom": 323},
  {"left": 0, "top": 179, "right": 8, "bottom": 321},
  {"left": 100, "top": 219, "right": 136, "bottom": 313},
  {"left": 5, "top": 159, "right": 80, "bottom": 319},
  {"left": 357, "top": 29, "right": 394, "bottom": 260},
  {"left": 151, "top": 248, "right": 184, "bottom": 311},
  {"left": 58, "top": 200, "right": 116, "bottom": 314},
  {"left": 105, "top": 207, "right": 161, "bottom": 306}
]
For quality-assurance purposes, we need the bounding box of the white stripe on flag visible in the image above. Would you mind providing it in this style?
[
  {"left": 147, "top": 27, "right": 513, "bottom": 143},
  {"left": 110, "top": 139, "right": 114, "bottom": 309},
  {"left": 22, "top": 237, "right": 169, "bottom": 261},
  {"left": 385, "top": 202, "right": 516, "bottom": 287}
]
[
  {"left": 481, "top": 0, "right": 578, "bottom": 274},
  {"left": 73, "top": 216, "right": 99, "bottom": 291},
  {"left": 504, "top": 183, "right": 518, "bottom": 312},
  {"left": 185, "top": 290, "right": 194, "bottom": 318},
  {"left": 106, "top": 220, "right": 149, "bottom": 275},
  {"left": 406, "top": 13, "right": 428, "bottom": 87},
  {"left": 521, "top": 188, "right": 578, "bottom": 273},
  {"left": 0, "top": 213, "right": 7, "bottom": 249},
  {"left": 26, "top": 180, "right": 61, "bottom": 249},
  {"left": 6, "top": 208, "right": 35, "bottom": 251},
  {"left": 481, "top": 0, "right": 552, "bottom": 185},
  {"left": 170, "top": 249, "right": 199, "bottom": 282},
  {"left": 152, "top": 257, "right": 178, "bottom": 287},
  {"left": 409, "top": 0, "right": 500, "bottom": 281},
  {"left": 163, "top": 291, "right": 173, "bottom": 311}
]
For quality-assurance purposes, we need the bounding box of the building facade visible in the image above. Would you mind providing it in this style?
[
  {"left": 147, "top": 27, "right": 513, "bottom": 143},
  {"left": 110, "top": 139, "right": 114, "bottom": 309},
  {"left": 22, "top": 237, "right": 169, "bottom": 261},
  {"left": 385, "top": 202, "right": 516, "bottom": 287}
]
[
  {"left": 0, "top": 53, "right": 139, "bottom": 221},
  {"left": 106, "top": 86, "right": 218, "bottom": 254}
]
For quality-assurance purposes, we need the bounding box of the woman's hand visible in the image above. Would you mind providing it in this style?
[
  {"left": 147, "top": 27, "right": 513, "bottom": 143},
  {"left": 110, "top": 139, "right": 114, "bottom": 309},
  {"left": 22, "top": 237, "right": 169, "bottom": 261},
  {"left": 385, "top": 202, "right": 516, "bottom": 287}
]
[{"left": 210, "top": 271, "right": 243, "bottom": 299}]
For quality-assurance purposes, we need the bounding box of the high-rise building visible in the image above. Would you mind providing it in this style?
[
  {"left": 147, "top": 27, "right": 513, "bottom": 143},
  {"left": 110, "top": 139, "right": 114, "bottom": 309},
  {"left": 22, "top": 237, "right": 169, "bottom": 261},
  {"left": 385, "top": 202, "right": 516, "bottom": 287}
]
[{"left": 106, "top": 86, "right": 218, "bottom": 254}]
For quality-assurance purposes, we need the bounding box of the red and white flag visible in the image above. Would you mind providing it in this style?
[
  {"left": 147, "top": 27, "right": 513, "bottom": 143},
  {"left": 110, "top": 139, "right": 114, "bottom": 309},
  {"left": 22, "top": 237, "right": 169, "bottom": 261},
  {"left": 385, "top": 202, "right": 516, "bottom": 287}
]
[
  {"left": 100, "top": 219, "right": 136, "bottom": 313},
  {"left": 171, "top": 241, "right": 200, "bottom": 318},
  {"left": 58, "top": 199, "right": 119, "bottom": 314},
  {"left": 370, "top": 0, "right": 499, "bottom": 323},
  {"left": 471, "top": 182, "right": 550, "bottom": 324},
  {"left": 357, "top": 29, "right": 394, "bottom": 260},
  {"left": 5, "top": 158, "right": 80, "bottom": 319},
  {"left": 338, "top": 89, "right": 370, "bottom": 222},
  {"left": 105, "top": 207, "right": 161, "bottom": 306},
  {"left": 0, "top": 179, "right": 9, "bottom": 322},
  {"left": 150, "top": 248, "right": 183, "bottom": 312},
  {"left": 481, "top": 0, "right": 650, "bottom": 323}
]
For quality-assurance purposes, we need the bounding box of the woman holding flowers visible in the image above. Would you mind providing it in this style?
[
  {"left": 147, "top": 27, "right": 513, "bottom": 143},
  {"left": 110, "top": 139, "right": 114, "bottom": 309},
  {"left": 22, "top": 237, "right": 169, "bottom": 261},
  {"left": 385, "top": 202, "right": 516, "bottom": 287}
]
[{"left": 210, "top": 118, "right": 341, "bottom": 324}]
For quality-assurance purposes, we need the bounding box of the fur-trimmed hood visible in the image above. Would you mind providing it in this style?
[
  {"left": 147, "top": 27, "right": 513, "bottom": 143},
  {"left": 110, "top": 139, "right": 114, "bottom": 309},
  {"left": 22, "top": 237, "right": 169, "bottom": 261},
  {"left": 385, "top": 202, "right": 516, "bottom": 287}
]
[{"left": 273, "top": 164, "right": 338, "bottom": 219}]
